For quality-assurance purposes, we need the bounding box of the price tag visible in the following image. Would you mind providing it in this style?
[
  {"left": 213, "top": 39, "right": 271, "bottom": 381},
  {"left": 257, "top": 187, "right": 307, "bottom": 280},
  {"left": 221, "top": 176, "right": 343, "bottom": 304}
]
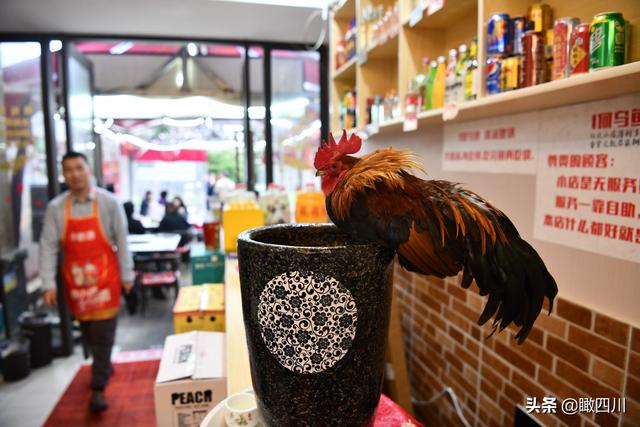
[
  {"left": 409, "top": 7, "right": 423, "bottom": 27},
  {"left": 356, "top": 50, "right": 367, "bottom": 65},
  {"left": 442, "top": 103, "right": 459, "bottom": 121},
  {"left": 403, "top": 115, "right": 418, "bottom": 132},
  {"left": 427, "top": 0, "right": 444, "bottom": 16},
  {"left": 364, "top": 123, "right": 379, "bottom": 136}
]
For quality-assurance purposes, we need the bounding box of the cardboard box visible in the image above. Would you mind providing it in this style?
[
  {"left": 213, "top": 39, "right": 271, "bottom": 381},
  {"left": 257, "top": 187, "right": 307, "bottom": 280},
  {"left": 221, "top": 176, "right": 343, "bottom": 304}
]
[
  {"left": 173, "top": 284, "right": 225, "bottom": 333},
  {"left": 190, "top": 244, "right": 225, "bottom": 285},
  {"left": 154, "top": 331, "right": 227, "bottom": 427}
]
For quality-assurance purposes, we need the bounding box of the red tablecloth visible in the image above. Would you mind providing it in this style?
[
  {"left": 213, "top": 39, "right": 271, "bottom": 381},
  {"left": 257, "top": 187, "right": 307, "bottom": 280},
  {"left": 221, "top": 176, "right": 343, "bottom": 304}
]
[{"left": 374, "top": 394, "right": 424, "bottom": 427}]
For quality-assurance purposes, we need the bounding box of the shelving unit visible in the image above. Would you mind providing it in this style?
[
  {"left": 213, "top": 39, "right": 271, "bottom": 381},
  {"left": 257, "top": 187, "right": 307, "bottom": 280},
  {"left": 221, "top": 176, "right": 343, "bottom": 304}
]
[
  {"left": 329, "top": 0, "right": 640, "bottom": 138},
  {"left": 330, "top": 0, "right": 357, "bottom": 133}
]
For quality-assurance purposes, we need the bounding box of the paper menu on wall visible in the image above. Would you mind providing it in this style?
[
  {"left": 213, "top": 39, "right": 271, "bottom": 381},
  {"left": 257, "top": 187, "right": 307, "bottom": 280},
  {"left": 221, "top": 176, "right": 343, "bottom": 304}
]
[
  {"left": 442, "top": 111, "right": 539, "bottom": 174},
  {"left": 533, "top": 95, "right": 640, "bottom": 263}
]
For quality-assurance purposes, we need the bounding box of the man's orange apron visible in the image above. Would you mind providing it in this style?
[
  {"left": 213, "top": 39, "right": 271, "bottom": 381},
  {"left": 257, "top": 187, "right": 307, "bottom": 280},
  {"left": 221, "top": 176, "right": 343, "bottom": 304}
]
[{"left": 61, "top": 196, "right": 121, "bottom": 320}]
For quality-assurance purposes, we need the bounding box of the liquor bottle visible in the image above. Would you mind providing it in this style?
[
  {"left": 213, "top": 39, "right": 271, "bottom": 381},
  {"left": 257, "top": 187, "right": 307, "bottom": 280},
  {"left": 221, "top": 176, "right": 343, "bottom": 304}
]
[
  {"left": 413, "top": 57, "right": 430, "bottom": 111},
  {"left": 455, "top": 44, "right": 469, "bottom": 104},
  {"left": 444, "top": 48, "right": 458, "bottom": 105},
  {"left": 465, "top": 37, "right": 479, "bottom": 101},
  {"left": 432, "top": 56, "right": 446, "bottom": 108},
  {"left": 405, "top": 80, "right": 418, "bottom": 119}
]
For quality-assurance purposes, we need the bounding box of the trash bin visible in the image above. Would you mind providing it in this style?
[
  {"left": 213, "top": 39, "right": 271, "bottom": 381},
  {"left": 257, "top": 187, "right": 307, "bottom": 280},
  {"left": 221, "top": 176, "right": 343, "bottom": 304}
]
[
  {"left": 0, "top": 336, "right": 30, "bottom": 381},
  {"left": 19, "top": 311, "right": 53, "bottom": 368}
]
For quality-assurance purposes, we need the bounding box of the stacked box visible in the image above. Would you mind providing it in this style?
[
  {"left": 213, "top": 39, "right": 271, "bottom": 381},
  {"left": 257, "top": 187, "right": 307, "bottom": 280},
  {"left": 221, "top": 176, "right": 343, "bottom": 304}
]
[
  {"left": 222, "top": 202, "right": 264, "bottom": 253},
  {"left": 190, "top": 243, "right": 225, "bottom": 285},
  {"left": 173, "top": 284, "right": 225, "bottom": 333}
]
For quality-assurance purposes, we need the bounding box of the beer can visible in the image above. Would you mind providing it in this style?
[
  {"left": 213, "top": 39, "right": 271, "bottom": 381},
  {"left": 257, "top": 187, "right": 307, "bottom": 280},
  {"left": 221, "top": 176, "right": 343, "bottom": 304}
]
[
  {"left": 522, "top": 30, "right": 545, "bottom": 87},
  {"left": 569, "top": 23, "right": 590, "bottom": 75},
  {"left": 487, "top": 13, "right": 511, "bottom": 56},
  {"left": 589, "top": 12, "right": 626, "bottom": 70},
  {"left": 552, "top": 17, "right": 580, "bottom": 80},
  {"left": 486, "top": 57, "right": 502, "bottom": 95},
  {"left": 528, "top": 3, "right": 552, "bottom": 32},
  {"left": 501, "top": 56, "right": 521, "bottom": 91},
  {"left": 544, "top": 29, "right": 554, "bottom": 82},
  {"left": 511, "top": 17, "right": 529, "bottom": 55}
]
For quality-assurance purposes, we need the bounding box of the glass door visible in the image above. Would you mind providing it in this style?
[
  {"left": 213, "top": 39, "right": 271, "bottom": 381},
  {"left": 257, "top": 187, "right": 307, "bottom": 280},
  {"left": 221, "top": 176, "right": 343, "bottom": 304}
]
[{"left": 62, "top": 43, "right": 100, "bottom": 183}]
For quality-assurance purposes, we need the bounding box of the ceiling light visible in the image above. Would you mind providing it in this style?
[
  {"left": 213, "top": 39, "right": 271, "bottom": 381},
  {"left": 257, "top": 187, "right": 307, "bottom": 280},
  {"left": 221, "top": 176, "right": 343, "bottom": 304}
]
[
  {"left": 175, "top": 71, "right": 184, "bottom": 87},
  {"left": 187, "top": 43, "right": 198, "bottom": 57},
  {"left": 49, "top": 40, "right": 62, "bottom": 53},
  {"left": 109, "top": 41, "right": 134, "bottom": 55}
]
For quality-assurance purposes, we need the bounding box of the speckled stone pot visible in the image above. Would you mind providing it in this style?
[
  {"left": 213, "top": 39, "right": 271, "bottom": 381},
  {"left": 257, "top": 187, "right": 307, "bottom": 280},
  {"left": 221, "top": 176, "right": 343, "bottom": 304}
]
[{"left": 237, "top": 223, "right": 395, "bottom": 427}]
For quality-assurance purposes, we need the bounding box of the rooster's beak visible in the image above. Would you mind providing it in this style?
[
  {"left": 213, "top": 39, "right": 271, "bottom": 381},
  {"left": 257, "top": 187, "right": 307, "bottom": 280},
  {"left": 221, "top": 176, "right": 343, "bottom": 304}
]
[{"left": 315, "top": 170, "right": 326, "bottom": 177}]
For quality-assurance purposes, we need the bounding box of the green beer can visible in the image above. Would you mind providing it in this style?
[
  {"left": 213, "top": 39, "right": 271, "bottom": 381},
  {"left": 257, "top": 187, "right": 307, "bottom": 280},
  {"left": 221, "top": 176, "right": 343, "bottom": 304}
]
[{"left": 589, "top": 12, "right": 626, "bottom": 70}]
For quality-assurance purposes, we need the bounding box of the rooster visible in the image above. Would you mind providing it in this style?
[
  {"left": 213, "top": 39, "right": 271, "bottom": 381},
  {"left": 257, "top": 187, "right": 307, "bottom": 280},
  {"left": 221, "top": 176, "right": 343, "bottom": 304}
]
[{"left": 314, "top": 131, "right": 557, "bottom": 344}]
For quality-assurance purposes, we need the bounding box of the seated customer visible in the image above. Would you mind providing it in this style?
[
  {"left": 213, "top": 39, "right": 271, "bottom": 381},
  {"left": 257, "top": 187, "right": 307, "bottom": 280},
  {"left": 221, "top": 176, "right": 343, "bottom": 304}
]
[
  {"left": 124, "top": 202, "right": 146, "bottom": 235},
  {"left": 158, "top": 203, "right": 191, "bottom": 232}
]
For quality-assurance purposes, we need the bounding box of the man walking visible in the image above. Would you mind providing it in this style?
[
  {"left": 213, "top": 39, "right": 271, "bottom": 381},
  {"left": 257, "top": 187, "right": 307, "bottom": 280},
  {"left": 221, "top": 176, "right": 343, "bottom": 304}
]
[{"left": 40, "top": 152, "right": 134, "bottom": 413}]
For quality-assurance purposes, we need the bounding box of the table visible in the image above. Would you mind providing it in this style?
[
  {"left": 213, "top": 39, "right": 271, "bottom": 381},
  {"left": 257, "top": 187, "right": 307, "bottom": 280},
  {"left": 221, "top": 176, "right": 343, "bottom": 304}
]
[
  {"left": 224, "top": 258, "right": 252, "bottom": 394},
  {"left": 127, "top": 233, "right": 181, "bottom": 254}
]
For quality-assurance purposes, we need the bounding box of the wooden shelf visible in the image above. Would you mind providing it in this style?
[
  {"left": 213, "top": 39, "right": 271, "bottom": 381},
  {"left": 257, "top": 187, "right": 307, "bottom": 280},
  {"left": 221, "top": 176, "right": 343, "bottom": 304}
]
[
  {"left": 455, "top": 61, "right": 640, "bottom": 123},
  {"left": 364, "top": 32, "right": 399, "bottom": 62},
  {"left": 333, "top": 0, "right": 356, "bottom": 21},
  {"left": 417, "top": 108, "right": 443, "bottom": 126},
  {"left": 333, "top": 56, "right": 357, "bottom": 80},
  {"left": 379, "top": 117, "right": 403, "bottom": 129},
  {"left": 403, "top": 0, "right": 477, "bottom": 29},
  {"left": 364, "top": 61, "right": 640, "bottom": 137},
  {"left": 330, "top": 0, "right": 640, "bottom": 139}
]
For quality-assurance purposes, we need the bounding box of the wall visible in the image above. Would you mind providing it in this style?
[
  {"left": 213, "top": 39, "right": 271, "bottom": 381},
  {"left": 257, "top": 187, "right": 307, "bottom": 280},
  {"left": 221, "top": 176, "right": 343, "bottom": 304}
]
[
  {"left": 0, "top": 0, "right": 326, "bottom": 44},
  {"left": 364, "top": 125, "right": 640, "bottom": 326},
  {"left": 364, "top": 114, "right": 639, "bottom": 426}
]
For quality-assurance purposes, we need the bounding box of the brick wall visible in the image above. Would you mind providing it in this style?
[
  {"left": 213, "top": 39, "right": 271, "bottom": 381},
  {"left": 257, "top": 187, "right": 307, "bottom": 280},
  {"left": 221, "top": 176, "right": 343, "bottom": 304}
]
[{"left": 393, "top": 264, "right": 640, "bottom": 427}]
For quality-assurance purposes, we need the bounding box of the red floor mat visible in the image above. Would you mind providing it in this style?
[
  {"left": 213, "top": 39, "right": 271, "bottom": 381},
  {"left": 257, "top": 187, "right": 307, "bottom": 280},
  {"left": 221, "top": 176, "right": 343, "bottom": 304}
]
[{"left": 44, "top": 359, "right": 160, "bottom": 427}]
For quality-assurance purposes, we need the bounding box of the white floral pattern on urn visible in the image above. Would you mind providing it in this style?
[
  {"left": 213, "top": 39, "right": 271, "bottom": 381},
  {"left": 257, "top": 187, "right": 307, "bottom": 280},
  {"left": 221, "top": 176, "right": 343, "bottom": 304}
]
[{"left": 258, "top": 271, "right": 358, "bottom": 374}]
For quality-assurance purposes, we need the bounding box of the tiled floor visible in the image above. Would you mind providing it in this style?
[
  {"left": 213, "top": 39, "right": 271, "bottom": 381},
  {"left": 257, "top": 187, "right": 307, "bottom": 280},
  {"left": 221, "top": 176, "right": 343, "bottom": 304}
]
[{"left": 0, "top": 278, "right": 182, "bottom": 427}]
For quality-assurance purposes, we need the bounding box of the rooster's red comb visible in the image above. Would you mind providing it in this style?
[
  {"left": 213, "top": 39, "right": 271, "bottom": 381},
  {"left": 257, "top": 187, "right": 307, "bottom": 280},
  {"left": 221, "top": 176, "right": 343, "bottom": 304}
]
[{"left": 314, "top": 130, "right": 362, "bottom": 170}]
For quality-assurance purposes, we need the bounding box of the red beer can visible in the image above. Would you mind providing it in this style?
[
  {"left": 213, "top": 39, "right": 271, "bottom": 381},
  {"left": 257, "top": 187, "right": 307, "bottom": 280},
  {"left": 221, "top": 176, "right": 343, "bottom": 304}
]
[
  {"left": 522, "top": 30, "right": 545, "bottom": 87},
  {"left": 569, "top": 23, "right": 590, "bottom": 75}
]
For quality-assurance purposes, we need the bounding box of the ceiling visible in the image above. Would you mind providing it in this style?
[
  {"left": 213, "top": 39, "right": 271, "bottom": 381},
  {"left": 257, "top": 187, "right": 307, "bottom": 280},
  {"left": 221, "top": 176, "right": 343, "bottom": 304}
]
[{"left": 76, "top": 42, "right": 320, "bottom": 100}]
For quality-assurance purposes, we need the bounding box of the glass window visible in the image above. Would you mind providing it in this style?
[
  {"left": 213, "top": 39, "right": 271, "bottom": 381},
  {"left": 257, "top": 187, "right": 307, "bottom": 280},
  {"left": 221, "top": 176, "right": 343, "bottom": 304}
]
[
  {"left": 78, "top": 41, "right": 249, "bottom": 226},
  {"left": 0, "top": 42, "right": 49, "bottom": 280},
  {"left": 249, "top": 46, "right": 266, "bottom": 193},
  {"left": 271, "top": 49, "right": 321, "bottom": 192}
]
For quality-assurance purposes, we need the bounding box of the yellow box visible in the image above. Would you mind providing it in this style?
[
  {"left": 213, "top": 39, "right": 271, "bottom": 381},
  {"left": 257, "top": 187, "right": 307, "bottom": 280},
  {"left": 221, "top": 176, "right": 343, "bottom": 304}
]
[
  {"left": 173, "top": 284, "right": 225, "bottom": 333},
  {"left": 222, "top": 202, "right": 264, "bottom": 253},
  {"left": 295, "top": 191, "right": 328, "bottom": 223}
]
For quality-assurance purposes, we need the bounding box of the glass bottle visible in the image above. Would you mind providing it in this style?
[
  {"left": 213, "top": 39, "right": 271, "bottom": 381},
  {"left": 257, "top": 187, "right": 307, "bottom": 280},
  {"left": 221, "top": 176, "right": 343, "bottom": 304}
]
[{"left": 465, "top": 37, "right": 479, "bottom": 101}]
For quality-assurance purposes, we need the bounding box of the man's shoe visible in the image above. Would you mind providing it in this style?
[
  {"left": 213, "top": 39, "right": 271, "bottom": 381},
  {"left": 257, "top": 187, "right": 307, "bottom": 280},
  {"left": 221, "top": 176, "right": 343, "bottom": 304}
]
[{"left": 89, "top": 390, "right": 108, "bottom": 413}]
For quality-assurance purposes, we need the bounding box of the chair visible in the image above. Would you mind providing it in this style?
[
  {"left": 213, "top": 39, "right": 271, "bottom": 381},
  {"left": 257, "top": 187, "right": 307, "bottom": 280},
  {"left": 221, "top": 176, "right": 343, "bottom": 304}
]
[
  {"left": 176, "top": 229, "right": 194, "bottom": 263},
  {"left": 133, "top": 252, "right": 181, "bottom": 315}
]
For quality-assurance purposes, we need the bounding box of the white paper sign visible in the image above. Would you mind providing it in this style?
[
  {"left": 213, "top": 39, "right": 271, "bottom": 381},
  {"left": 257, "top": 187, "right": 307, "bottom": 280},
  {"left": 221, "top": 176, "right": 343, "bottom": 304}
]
[
  {"left": 427, "top": 0, "right": 445, "bottom": 15},
  {"left": 403, "top": 116, "right": 418, "bottom": 132},
  {"left": 442, "top": 103, "right": 459, "bottom": 121},
  {"left": 356, "top": 50, "right": 367, "bottom": 65},
  {"left": 442, "top": 111, "right": 539, "bottom": 174},
  {"left": 533, "top": 95, "right": 640, "bottom": 263},
  {"left": 409, "top": 7, "right": 423, "bottom": 27}
]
